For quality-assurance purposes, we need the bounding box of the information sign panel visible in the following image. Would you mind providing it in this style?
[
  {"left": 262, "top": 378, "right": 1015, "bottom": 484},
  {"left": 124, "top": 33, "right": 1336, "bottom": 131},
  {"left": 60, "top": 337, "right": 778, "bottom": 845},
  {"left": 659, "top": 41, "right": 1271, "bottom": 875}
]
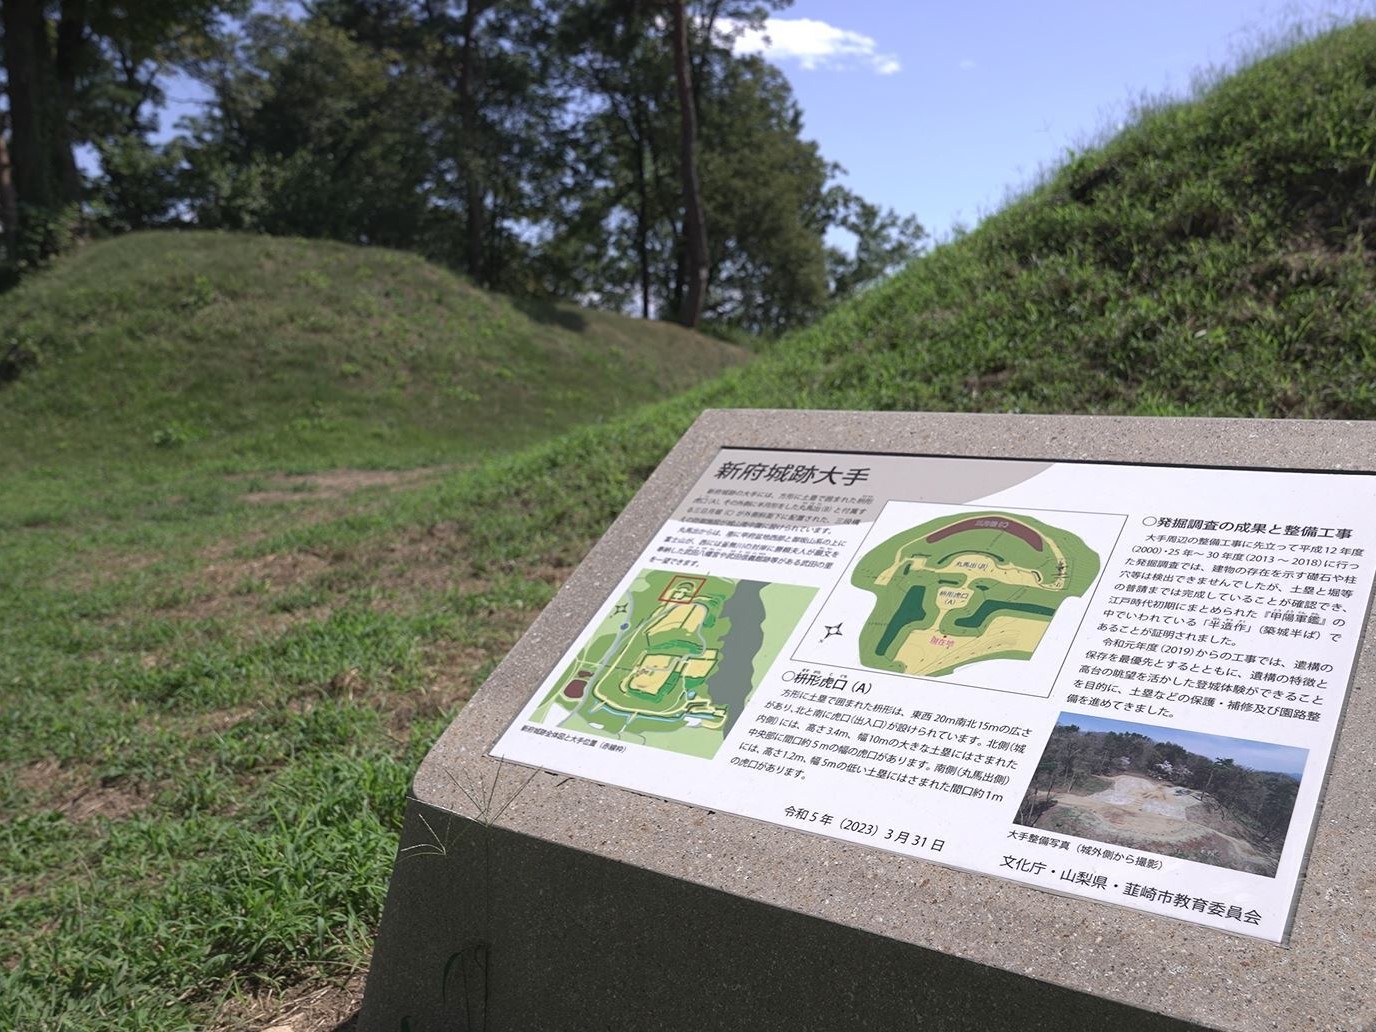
[{"left": 492, "top": 448, "right": 1376, "bottom": 943}]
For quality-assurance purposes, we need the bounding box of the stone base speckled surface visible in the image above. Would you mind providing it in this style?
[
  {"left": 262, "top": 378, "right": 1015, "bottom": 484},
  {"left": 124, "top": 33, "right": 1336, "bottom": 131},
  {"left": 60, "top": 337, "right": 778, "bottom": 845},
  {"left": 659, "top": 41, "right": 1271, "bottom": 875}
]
[{"left": 360, "top": 412, "right": 1376, "bottom": 1032}]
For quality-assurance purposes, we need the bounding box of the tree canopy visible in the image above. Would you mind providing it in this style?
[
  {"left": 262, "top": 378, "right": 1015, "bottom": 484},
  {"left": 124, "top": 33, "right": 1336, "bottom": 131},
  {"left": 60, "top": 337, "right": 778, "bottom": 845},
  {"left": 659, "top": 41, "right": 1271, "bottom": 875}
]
[{"left": 1, "top": 1, "right": 923, "bottom": 331}]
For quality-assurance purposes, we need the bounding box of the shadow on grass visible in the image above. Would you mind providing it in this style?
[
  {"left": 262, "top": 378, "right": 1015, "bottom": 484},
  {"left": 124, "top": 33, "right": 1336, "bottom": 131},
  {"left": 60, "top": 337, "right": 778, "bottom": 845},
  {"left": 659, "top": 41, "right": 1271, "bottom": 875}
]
[{"left": 511, "top": 295, "right": 587, "bottom": 332}]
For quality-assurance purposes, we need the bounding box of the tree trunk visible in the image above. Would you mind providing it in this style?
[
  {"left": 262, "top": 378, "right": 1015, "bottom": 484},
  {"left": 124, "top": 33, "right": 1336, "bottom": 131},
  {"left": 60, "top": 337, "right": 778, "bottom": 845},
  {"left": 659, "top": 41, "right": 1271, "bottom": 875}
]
[
  {"left": 2, "top": 0, "right": 61, "bottom": 258},
  {"left": 459, "top": 1, "right": 485, "bottom": 284},
  {"left": 669, "top": 0, "right": 707, "bottom": 328},
  {"left": 644, "top": 111, "right": 671, "bottom": 314},
  {"left": 53, "top": 0, "right": 88, "bottom": 203},
  {"left": 631, "top": 103, "right": 651, "bottom": 319},
  {"left": 671, "top": 231, "right": 685, "bottom": 316},
  {"left": 0, "top": 124, "right": 18, "bottom": 245}
]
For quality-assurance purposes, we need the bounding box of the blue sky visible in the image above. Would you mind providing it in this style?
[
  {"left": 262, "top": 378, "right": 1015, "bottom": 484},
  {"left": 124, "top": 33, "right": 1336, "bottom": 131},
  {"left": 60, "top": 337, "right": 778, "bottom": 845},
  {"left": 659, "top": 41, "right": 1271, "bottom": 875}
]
[
  {"left": 735, "top": 1, "right": 1374, "bottom": 240},
  {"left": 1058, "top": 713, "right": 1309, "bottom": 778}
]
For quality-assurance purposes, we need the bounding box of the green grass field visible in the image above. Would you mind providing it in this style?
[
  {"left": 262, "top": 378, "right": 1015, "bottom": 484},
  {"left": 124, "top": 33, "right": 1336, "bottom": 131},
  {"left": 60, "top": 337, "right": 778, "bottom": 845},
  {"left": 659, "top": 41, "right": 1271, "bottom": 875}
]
[{"left": 3, "top": 20, "right": 1376, "bottom": 1029}]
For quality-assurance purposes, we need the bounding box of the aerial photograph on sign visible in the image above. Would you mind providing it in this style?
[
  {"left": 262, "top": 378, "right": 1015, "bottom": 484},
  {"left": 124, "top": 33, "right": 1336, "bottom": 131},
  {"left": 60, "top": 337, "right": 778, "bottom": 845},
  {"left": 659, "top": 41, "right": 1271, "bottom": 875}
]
[
  {"left": 849, "top": 510, "right": 1102, "bottom": 678},
  {"left": 531, "top": 569, "right": 815, "bottom": 758},
  {"left": 1015, "top": 714, "right": 1306, "bottom": 877}
]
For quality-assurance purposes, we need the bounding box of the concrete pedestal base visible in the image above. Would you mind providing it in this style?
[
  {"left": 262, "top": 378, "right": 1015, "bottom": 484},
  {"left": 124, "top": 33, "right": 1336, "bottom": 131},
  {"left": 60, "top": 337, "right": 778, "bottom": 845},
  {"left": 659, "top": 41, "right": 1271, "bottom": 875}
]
[{"left": 360, "top": 801, "right": 1198, "bottom": 1031}]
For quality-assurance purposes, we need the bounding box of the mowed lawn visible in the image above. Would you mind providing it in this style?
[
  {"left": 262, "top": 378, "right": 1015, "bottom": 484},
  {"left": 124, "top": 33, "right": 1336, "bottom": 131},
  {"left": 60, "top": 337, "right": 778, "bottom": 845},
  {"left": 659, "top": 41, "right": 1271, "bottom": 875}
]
[{"left": 1, "top": 456, "right": 578, "bottom": 1028}]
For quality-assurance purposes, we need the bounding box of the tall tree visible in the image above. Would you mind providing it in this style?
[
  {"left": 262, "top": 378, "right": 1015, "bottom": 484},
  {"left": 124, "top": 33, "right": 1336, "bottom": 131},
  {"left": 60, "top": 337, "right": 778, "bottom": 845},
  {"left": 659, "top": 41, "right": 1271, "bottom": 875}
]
[
  {"left": 2, "top": 0, "right": 69, "bottom": 261},
  {"left": 1, "top": 0, "right": 242, "bottom": 262},
  {"left": 457, "top": 0, "right": 490, "bottom": 280},
  {"left": 546, "top": 1, "right": 915, "bottom": 332},
  {"left": 312, "top": 0, "right": 559, "bottom": 288},
  {"left": 669, "top": 0, "right": 707, "bottom": 327},
  {"left": 549, "top": 0, "right": 677, "bottom": 316},
  {"left": 0, "top": 112, "right": 17, "bottom": 242},
  {"left": 180, "top": 14, "right": 442, "bottom": 246},
  {"left": 696, "top": 54, "right": 831, "bottom": 333}
]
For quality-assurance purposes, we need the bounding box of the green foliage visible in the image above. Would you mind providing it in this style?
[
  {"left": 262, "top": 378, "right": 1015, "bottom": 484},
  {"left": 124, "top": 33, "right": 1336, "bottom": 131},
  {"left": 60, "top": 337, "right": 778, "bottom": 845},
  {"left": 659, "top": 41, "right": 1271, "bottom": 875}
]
[
  {"left": 150, "top": 422, "right": 199, "bottom": 448},
  {"left": 178, "top": 154, "right": 281, "bottom": 233},
  {"left": 180, "top": 15, "right": 444, "bottom": 246},
  {"left": 158, "top": 1, "right": 918, "bottom": 331},
  {"left": 536, "top": 1, "right": 917, "bottom": 332},
  {"left": 697, "top": 55, "right": 833, "bottom": 334},
  {"left": 91, "top": 137, "right": 188, "bottom": 232},
  {"left": 4, "top": 0, "right": 921, "bottom": 324},
  {"left": 5, "top": 202, "right": 83, "bottom": 272},
  {"left": 825, "top": 186, "right": 926, "bottom": 301},
  {"left": 0, "top": 0, "right": 247, "bottom": 272}
]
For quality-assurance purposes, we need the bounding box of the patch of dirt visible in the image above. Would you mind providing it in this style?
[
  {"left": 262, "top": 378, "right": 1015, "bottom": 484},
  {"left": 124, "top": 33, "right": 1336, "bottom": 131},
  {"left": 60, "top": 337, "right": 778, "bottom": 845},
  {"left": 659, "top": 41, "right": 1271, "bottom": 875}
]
[
  {"left": 324, "top": 604, "right": 551, "bottom": 744},
  {"left": 355, "top": 525, "right": 482, "bottom": 607},
  {"left": 200, "top": 514, "right": 342, "bottom": 567},
  {"left": 325, "top": 518, "right": 572, "bottom": 613},
  {"left": 1242, "top": 234, "right": 1374, "bottom": 303},
  {"left": 204, "top": 550, "right": 332, "bottom": 596},
  {"left": 1034, "top": 773, "right": 1278, "bottom": 876},
  {"left": 13, "top": 759, "right": 148, "bottom": 823},
  {"left": 238, "top": 468, "right": 447, "bottom": 506},
  {"left": 162, "top": 551, "right": 333, "bottom": 624},
  {"left": 184, "top": 515, "right": 477, "bottom": 630},
  {"left": 383, "top": 645, "right": 503, "bottom": 736},
  {"left": 139, "top": 705, "right": 258, "bottom": 740},
  {"left": 63, "top": 549, "right": 163, "bottom": 592},
  {"left": 210, "top": 968, "right": 366, "bottom": 1032}
]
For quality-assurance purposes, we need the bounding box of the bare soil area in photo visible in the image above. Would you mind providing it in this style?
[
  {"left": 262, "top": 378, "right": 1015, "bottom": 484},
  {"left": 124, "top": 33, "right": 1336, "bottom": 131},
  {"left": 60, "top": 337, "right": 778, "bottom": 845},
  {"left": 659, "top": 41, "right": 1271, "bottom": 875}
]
[{"left": 1027, "top": 774, "right": 1281, "bottom": 876}]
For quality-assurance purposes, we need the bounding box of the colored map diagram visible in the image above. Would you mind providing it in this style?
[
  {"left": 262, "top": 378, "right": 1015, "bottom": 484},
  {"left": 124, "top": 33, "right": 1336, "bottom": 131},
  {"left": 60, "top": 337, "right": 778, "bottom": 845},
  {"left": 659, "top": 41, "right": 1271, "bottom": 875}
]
[
  {"left": 532, "top": 569, "right": 815, "bottom": 758},
  {"left": 851, "top": 511, "right": 1100, "bottom": 678}
]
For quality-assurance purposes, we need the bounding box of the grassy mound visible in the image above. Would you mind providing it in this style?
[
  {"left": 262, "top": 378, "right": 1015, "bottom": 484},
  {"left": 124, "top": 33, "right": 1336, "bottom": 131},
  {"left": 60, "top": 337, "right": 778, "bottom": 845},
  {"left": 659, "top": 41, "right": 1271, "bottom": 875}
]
[
  {"left": 754, "top": 18, "right": 1376, "bottom": 420},
  {"left": 0, "top": 230, "right": 749, "bottom": 473},
  {"left": 2, "top": 20, "right": 1375, "bottom": 1030}
]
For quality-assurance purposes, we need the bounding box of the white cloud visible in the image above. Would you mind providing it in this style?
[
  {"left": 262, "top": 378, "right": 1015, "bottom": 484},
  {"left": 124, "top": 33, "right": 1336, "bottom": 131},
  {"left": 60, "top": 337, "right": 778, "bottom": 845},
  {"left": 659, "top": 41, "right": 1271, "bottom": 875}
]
[
  {"left": 958, "top": 58, "right": 977, "bottom": 71},
  {"left": 729, "top": 17, "right": 901, "bottom": 76}
]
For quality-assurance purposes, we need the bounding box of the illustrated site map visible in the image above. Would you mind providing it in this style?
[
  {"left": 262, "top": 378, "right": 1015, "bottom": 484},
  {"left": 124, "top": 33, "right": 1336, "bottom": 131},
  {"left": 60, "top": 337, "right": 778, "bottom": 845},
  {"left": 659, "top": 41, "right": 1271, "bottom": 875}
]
[
  {"left": 851, "top": 511, "right": 1100, "bottom": 679},
  {"left": 532, "top": 569, "right": 815, "bottom": 759}
]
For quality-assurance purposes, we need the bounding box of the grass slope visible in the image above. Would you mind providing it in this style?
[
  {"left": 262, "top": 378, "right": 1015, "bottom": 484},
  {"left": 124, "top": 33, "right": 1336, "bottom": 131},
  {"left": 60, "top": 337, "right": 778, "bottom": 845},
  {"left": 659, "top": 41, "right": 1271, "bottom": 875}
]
[
  {"left": 0, "top": 229, "right": 749, "bottom": 474},
  {"left": 3, "top": 21, "right": 1376, "bottom": 1030}
]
